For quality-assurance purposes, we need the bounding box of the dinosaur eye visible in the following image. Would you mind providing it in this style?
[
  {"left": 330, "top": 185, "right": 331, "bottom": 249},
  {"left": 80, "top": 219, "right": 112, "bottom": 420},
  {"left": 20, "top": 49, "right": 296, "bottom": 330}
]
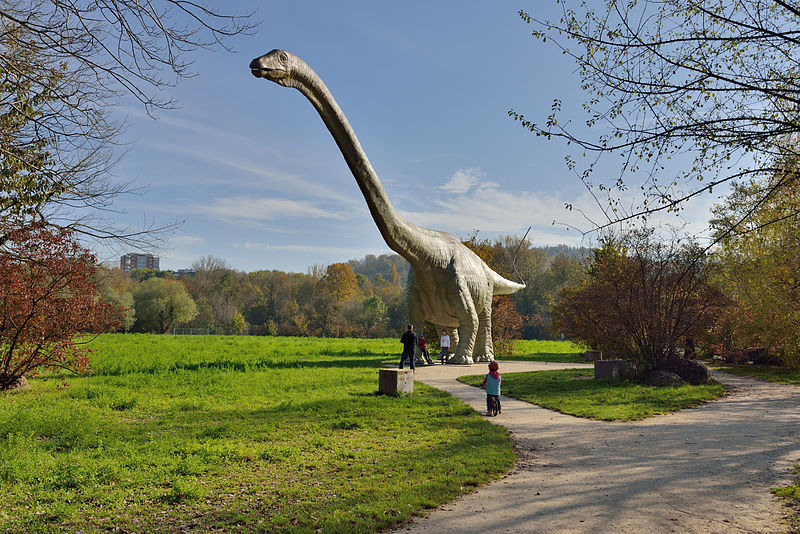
[{"left": 280, "top": 52, "right": 288, "bottom": 63}]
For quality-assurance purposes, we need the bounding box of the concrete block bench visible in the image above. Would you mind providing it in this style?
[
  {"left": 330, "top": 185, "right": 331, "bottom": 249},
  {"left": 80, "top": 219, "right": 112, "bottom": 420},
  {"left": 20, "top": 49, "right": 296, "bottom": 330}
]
[
  {"left": 585, "top": 350, "right": 602, "bottom": 362},
  {"left": 379, "top": 368, "right": 414, "bottom": 395}
]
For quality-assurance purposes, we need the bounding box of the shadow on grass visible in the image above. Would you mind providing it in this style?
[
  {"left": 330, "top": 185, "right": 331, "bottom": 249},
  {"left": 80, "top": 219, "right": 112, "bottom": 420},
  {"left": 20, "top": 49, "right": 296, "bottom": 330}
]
[
  {"left": 93, "top": 357, "right": 393, "bottom": 376},
  {"left": 501, "top": 352, "right": 585, "bottom": 363},
  {"left": 132, "top": 395, "right": 513, "bottom": 533}
]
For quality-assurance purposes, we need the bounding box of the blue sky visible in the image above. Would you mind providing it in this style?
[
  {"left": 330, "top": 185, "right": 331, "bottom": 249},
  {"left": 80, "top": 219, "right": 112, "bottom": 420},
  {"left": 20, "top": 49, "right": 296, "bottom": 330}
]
[{"left": 104, "top": 2, "right": 720, "bottom": 273}]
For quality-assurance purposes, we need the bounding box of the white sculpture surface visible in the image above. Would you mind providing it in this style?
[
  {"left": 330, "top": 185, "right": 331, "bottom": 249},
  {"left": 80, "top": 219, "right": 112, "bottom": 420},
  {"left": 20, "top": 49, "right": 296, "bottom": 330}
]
[{"left": 250, "top": 49, "right": 525, "bottom": 363}]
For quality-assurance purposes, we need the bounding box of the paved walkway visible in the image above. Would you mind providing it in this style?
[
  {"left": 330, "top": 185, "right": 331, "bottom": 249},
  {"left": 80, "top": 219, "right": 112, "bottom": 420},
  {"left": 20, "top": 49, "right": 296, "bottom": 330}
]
[{"left": 393, "top": 361, "right": 800, "bottom": 534}]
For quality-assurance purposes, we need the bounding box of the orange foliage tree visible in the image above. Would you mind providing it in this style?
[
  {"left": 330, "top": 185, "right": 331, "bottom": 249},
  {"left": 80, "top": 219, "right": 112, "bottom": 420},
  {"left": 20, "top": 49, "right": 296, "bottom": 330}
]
[
  {"left": 553, "top": 231, "right": 728, "bottom": 373},
  {"left": 0, "top": 224, "right": 120, "bottom": 389}
]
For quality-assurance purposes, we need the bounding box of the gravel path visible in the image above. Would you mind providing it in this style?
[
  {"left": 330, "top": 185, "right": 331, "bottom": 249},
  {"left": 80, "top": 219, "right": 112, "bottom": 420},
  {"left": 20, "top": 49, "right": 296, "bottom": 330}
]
[{"left": 393, "top": 361, "right": 800, "bottom": 534}]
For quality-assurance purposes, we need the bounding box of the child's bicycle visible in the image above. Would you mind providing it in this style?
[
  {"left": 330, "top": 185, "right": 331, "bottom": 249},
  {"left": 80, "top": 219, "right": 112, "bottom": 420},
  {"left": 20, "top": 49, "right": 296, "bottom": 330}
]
[{"left": 488, "top": 396, "right": 499, "bottom": 416}]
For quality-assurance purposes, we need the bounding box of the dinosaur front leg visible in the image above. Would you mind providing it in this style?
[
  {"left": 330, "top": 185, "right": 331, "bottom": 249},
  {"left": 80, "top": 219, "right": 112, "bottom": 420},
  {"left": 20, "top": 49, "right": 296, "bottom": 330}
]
[
  {"left": 447, "top": 277, "right": 477, "bottom": 365},
  {"left": 473, "top": 292, "right": 494, "bottom": 362}
]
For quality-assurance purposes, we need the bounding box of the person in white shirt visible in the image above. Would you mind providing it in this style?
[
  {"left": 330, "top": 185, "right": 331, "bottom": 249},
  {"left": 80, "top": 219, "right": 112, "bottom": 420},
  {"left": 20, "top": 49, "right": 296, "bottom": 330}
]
[{"left": 439, "top": 329, "right": 451, "bottom": 364}]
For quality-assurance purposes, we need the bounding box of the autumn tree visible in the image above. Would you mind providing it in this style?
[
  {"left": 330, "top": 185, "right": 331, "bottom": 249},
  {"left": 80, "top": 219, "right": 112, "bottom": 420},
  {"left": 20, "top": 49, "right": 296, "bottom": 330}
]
[
  {"left": 461, "top": 232, "right": 526, "bottom": 350},
  {"left": 491, "top": 297, "right": 525, "bottom": 356},
  {"left": 515, "top": 1, "right": 800, "bottom": 234},
  {"left": 94, "top": 266, "right": 136, "bottom": 332},
  {"left": 553, "top": 230, "right": 728, "bottom": 374},
  {"left": 0, "top": 224, "right": 120, "bottom": 389},
  {"left": 323, "top": 263, "right": 359, "bottom": 301},
  {"left": 710, "top": 158, "right": 800, "bottom": 366}
]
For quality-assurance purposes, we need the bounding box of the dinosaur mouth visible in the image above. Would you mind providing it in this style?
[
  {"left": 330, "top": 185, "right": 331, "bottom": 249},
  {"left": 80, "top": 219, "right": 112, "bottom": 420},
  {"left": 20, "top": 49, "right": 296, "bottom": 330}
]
[{"left": 250, "top": 67, "right": 288, "bottom": 81}]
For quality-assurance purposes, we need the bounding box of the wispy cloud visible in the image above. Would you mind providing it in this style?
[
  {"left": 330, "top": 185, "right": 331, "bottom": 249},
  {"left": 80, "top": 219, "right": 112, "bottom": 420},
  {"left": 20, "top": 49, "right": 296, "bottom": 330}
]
[
  {"left": 237, "top": 241, "right": 391, "bottom": 257},
  {"left": 137, "top": 139, "right": 357, "bottom": 205},
  {"left": 181, "top": 196, "right": 351, "bottom": 223},
  {"left": 408, "top": 166, "right": 719, "bottom": 246},
  {"left": 438, "top": 167, "right": 484, "bottom": 194},
  {"left": 402, "top": 167, "right": 598, "bottom": 242}
]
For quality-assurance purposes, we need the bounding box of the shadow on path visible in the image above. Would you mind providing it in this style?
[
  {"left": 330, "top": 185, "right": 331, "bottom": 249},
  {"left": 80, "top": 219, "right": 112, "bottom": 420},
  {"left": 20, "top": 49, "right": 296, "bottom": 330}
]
[{"left": 394, "top": 361, "right": 800, "bottom": 534}]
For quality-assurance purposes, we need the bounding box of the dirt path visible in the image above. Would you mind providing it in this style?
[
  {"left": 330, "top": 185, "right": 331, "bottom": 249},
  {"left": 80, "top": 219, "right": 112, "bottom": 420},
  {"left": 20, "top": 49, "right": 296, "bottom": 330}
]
[{"left": 394, "top": 361, "right": 800, "bottom": 534}]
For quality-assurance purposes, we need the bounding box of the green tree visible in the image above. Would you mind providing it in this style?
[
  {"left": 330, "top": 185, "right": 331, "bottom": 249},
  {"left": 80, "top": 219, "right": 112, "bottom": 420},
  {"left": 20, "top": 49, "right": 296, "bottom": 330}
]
[
  {"left": 0, "top": 24, "right": 64, "bottom": 238},
  {"left": 246, "top": 304, "right": 269, "bottom": 327},
  {"left": 357, "top": 296, "right": 388, "bottom": 338},
  {"left": 355, "top": 273, "right": 373, "bottom": 297},
  {"left": 0, "top": 4, "right": 255, "bottom": 244},
  {"left": 132, "top": 278, "right": 197, "bottom": 334},
  {"left": 516, "top": 2, "right": 800, "bottom": 233},
  {"left": 226, "top": 311, "right": 247, "bottom": 335}
]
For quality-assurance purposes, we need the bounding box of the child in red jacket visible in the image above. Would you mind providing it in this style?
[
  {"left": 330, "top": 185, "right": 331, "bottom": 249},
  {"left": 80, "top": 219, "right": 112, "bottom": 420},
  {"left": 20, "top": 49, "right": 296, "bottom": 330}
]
[{"left": 417, "top": 333, "right": 434, "bottom": 365}]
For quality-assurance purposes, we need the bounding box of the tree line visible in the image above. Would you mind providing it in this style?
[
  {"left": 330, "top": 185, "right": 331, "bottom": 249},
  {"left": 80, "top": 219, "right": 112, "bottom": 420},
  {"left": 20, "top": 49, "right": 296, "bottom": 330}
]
[{"left": 97, "top": 243, "right": 589, "bottom": 340}]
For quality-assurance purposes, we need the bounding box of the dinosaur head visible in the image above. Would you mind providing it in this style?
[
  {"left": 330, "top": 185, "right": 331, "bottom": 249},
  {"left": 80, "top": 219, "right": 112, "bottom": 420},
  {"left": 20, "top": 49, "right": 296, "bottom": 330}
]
[{"left": 250, "top": 49, "right": 296, "bottom": 87}]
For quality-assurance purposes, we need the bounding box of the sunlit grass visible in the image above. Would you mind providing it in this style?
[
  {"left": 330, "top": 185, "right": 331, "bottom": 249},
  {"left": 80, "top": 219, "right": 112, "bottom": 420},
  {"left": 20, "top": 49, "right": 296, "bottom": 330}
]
[
  {"left": 459, "top": 368, "right": 724, "bottom": 421},
  {"left": 0, "top": 334, "right": 514, "bottom": 532},
  {"left": 504, "top": 339, "right": 586, "bottom": 363}
]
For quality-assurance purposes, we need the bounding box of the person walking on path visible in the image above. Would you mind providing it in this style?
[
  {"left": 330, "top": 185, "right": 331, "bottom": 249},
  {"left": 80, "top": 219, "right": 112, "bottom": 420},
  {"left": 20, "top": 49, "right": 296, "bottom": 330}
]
[
  {"left": 439, "top": 329, "right": 451, "bottom": 364},
  {"left": 399, "top": 324, "right": 417, "bottom": 370},
  {"left": 481, "top": 361, "right": 502, "bottom": 416},
  {"left": 418, "top": 333, "right": 434, "bottom": 365}
]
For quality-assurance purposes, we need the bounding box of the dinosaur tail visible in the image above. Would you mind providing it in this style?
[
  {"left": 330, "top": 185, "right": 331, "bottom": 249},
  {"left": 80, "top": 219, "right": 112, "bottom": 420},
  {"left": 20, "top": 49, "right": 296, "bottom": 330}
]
[{"left": 491, "top": 270, "right": 526, "bottom": 296}]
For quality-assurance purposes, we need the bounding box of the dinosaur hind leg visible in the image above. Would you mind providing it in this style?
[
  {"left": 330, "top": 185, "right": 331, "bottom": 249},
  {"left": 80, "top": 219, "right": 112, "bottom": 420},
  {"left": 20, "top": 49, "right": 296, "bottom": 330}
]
[
  {"left": 448, "top": 277, "right": 477, "bottom": 365},
  {"left": 473, "top": 294, "right": 494, "bottom": 362}
]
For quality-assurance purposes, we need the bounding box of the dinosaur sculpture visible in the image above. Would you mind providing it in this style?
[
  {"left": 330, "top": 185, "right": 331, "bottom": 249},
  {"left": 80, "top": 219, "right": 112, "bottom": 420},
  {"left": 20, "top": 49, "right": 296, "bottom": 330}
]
[{"left": 250, "top": 49, "right": 525, "bottom": 363}]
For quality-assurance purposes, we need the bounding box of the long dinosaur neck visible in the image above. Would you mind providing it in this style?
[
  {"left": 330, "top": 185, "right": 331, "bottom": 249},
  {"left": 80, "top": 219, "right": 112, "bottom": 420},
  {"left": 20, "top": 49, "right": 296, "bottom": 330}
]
[{"left": 289, "top": 60, "right": 417, "bottom": 259}]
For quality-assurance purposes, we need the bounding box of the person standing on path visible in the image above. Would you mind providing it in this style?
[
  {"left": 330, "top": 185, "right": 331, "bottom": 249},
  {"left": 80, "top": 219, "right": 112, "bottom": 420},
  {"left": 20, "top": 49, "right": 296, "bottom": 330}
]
[
  {"left": 439, "top": 329, "right": 450, "bottom": 364},
  {"left": 418, "top": 333, "right": 434, "bottom": 365},
  {"left": 399, "top": 324, "right": 417, "bottom": 370},
  {"left": 481, "top": 361, "right": 502, "bottom": 416}
]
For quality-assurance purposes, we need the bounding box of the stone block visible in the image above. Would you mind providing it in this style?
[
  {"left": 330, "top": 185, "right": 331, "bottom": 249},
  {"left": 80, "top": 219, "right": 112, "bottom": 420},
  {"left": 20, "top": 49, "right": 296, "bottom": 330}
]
[
  {"left": 379, "top": 368, "right": 414, "bottom": 395},
  {"left": 594, "top": 359, "right": 629, "bottom": 379},
  {"left": 585, "top": 350, "right": 602, "bottom": 362}
]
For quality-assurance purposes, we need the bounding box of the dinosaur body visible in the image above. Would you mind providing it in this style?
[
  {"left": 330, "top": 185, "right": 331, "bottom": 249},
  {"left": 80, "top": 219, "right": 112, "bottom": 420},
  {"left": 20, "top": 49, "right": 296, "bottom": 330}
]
[{"left": 250, "top": 49, "right": 524, "bottom": 363}]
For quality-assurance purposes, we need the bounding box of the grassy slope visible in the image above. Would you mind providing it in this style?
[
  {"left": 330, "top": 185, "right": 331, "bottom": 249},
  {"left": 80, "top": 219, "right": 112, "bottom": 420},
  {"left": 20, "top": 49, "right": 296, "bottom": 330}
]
[
  {"left": 459, "top": 369, "right": 724, "bottom": 421},
  {"left": 0, "top": 335, "right": 514, "bottom": 532}
]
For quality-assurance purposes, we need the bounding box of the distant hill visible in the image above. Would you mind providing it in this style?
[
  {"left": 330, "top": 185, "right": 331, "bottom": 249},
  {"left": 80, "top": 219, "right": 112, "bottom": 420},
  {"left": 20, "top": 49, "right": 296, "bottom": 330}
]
[
  {"left": 347, "top": 254, "right": 410, "bottom": 285},
  {"left": 539, "top": 244, "right": 591, "bottom": 262},
  {"left": 345, "top": 244, "right": 589, "bottom": 289}
]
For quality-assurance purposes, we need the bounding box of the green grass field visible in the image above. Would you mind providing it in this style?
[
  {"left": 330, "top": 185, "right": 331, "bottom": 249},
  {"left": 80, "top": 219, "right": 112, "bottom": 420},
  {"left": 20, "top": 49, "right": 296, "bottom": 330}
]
[
  {"left": 0, "top": 335, "right": 514, "bottom": 533},
  {"left": 459, "top": 369, "right": 724, "bottom": 421},
  {"left": 505, "top": 339, "right": 586, "bottom": 363}
]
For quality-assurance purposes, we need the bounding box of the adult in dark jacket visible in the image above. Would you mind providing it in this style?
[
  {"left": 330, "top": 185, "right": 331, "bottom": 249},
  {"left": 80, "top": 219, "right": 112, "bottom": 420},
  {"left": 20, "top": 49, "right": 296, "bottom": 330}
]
[{"left": 399, "top": 324, "right": 417, "bottom": 369}]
